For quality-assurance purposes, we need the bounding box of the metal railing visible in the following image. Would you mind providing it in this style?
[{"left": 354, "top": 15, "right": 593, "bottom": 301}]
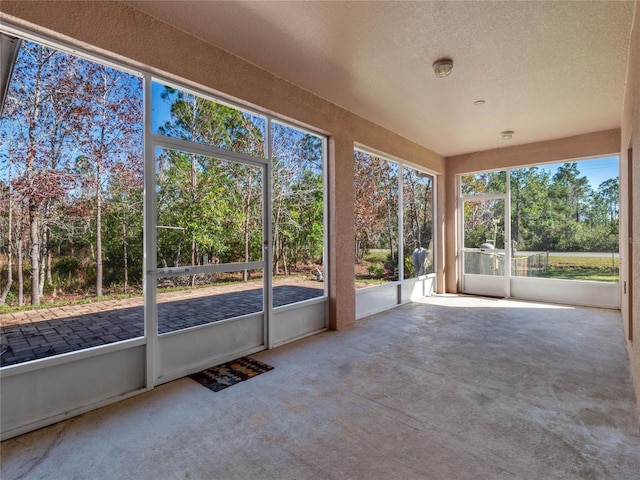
[
  {"left": 464, "top": 250, "right": 550, "bottom": 277},
  {"left": 511, "top": 252, "right": 549, "bottom": 277}
]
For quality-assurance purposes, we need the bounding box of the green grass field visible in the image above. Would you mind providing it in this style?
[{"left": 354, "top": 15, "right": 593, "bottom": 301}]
[
  {"left": 363, "top": 250, "right": 389, "bottom": 263},
  {"left": 364, "top": 250, "right": 620, "bottom": 282},
  {"left": 534, "top": 255, "right": 619, "bottom": 282}
]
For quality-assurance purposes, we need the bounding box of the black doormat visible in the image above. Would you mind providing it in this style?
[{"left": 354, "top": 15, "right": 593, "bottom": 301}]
[{"left": 190, "top": 356, "right": 274, "bottom": 392}]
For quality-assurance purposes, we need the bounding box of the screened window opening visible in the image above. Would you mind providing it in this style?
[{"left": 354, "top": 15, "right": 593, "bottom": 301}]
[
  {"left": 461, "top": 170, "right": 507, "bottom": 196},
  {"left": 151, "top": 81, "right": 266, "bottom": 158},
  {"left": 270, "top": 121, "right": 325, "bottom": 307},
  {"left": 354, "top": 150, "right": 399, "bottom": 287},
  {"left": 510, "top": 158, "right": 619, "bottom": 282},
  {"left": 156, "top": 270, "right": 264, "bottom": 334},
  {"left": 155, "top": 147, "right": 263, "bottom": 270},
  {"left": 0, "top": 36, "right": 144, "bottom": 366},
  {"left": 403, "top": 167, "right": 434, "bottom": 278},
  {"left": 463, "top": 199, "right": 506, "bottom": 276}
]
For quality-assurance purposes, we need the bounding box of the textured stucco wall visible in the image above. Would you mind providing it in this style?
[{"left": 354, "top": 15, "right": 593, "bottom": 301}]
[
  {"left": 621, "top": 0, "right": 640, "bottom": 412},
  {"left": 0, "top": 1, "right": 444, "bottom": 330},
  {"left": 442, "top": 129, "right": 621, "bottom": 293}
]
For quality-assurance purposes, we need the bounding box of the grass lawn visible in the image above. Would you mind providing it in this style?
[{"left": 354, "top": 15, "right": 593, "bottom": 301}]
[
  {"left": 537, "top": 255, "right": 619, "bottom": 282},
  {"left": 363, "top": 250, "right": 390, "bottom": 263}
]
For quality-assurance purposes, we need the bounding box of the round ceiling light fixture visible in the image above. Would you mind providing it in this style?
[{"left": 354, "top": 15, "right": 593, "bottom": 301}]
[
  {"left": 432, "top": 58, "right": 454, "bottom": 78},
  {"left": 500, "top": 130, "right": 515, "bottom": 140},
  {"left": 474, "top": 100, "right": 486, "bottom": 106}
]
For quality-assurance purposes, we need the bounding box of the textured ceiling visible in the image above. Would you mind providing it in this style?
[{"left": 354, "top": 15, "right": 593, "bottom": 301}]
[{"left": 126, "top": 1, "right": 634, "bottom": 157}]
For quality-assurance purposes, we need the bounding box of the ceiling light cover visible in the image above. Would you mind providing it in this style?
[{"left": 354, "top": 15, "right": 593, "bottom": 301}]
[
  {"left": 500, "top": 130, "right": 515, "bottom": 140},
  {"left": 432, "top": 58, "right": 453, "bottom": 78}
]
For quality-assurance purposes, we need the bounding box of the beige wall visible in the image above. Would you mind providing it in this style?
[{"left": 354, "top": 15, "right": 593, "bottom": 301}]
[
  {"left": 0, "top": 1, "right": 445, "bottom": 330},
  {"left": 443, "top": 129, "right": 621, "bottom": 293},
  {"left": 2, "top": 1, "right": 639, "bottom": 411},
  {"left": 621, "top": 0, "right": 640, "bottom": 412}
]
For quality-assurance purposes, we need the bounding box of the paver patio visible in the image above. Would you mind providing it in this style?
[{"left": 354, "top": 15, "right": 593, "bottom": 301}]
[{"left": 0, "top": 282, "right": 323, "bottom": 367}]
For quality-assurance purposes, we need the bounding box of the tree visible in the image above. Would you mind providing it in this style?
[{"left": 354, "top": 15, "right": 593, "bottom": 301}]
[
  {"left": 0, "top": 131, "right": 13, "bottom": 304},
  {"left": 1, "top": 38, "right": 143, "bottom": 305},
  {"left": 403, "top": 168, "right": 433, "bottom": 249},
  {"left": 1, "top": 42, "right": 81, "bottom": 304},
  {"left": 354, "top": 151, "right": 398, "bottom": 262},
  {"left": 510, "top": 167, "right": 552, "bottom": 250},
  {"left": 103, "top": 159, "right": 143, "bottom": 292},
  {"left": 403, "top": 168, "right": 433, "bottom": 277},
  {"left": 271, "top": 124, "right": 323, "bottom": 275},
  {"left": 550, "top": 163, "right": 590, "bottom": 223},
  {"left": 75, "top": 64, "right": 142, "bottom": 296},
  {"left": 596, "top": 178, "right": 619, "bottom": 225},
  {"left": 156, "top": 86, "right": 264, "bottom": 284}
]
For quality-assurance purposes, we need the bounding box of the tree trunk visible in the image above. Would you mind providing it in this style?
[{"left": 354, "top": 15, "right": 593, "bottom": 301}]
[
  {"left": 190, "top": 237, "right": 197, "bottom": 287},
  {"left": 39, "top": 199, "right": 53, "bottom": 298},
  {"left": 29, "top": 202, "right": 40, "bottom": 305},
  {"left": 272, "top": 201, "right": 281, "bottom": 274},
  {"left": 94, "top": 111, "right": 105, "bottom": 297},
  {"left": 46, "top": 235, "right": 53, "bottom": 285},
  {"left": 243, "top": 173, "right": 253, "bottom": 282},
  {"left": 26, "top": 58, "right": 46, "bottom": 306},
  {"left": 48, "top": 245, "right": 55, "bottom": 298},
  {"left": 122, "top": 223, "right": 128, "bottom": 293},
  {"left": 38, "top": 213, "right": 48, "bottom": 299},
  {"left": 96, "top": 180, "right": 103, "bottom": 296},
  {"left": 2, "top": 128, "right": 14, "bottom": 304},
  {"left": 283, "top": 249, "right": 289, "bottom": 276},
  {"left": 39, "top": 240, "right": 45, "bottom": 299},
  {"left": 1, "top": 244, "right": 13, "bottom": 304},
  {"left": 17, "top": 237, "right": 24, "bottom": 306},
  {"left": 1, "top": 154, "right": 13, "bottom": 304}
]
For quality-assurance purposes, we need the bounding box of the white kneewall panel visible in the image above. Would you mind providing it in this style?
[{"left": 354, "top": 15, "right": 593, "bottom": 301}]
[
  {"left": 401, "top": 274, "right": 436, "bottom": 303},
  {"left": 271, "top": 299, "right": 327, "bottom": 348},
  {"left": 156, "top": 314, "right": 264, "bottom": 384},
  {"left": 463, "top": 274, "right": 506, "bottom": 297},
  {"left": 510, "top": 277, "right": 620, "bottom": 309},
  {"left": 1, "top": 344, "right": 145, "bottom": 440},
  {"left": 356, "top": 283, "right": 399, "bottom": 320}
]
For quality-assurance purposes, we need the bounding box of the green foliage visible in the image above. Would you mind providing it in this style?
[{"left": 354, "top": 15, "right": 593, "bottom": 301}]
[
  {"left": 53, "top": 256, "right": 81, "bottom": 279},
  {"left": 367, "top": 262, "right": 385, "bottom": 277},
  {"left": 363, "top": 250, "right": 388, "bottom": 263},
  {"left": 271, "top": 123, "right": 324, "bottom": 272},
  {"left": 463, "top": 199, "right": 505, "bottom": 249},
  {"left": 508, "top": 163, "right": 619, "bottom": 253},
  {"left": 403, "top": 255, "right": 415, "bottom": 277},
  {"left": 1, "top": 40, "right": 326, "bottom": 308},
  {"left": 354, "top": 151, "right": 399, "bottom": 261},
  {"left": 463, "top": 163, "right": 619, "bottom": 254},
  {"left": 461, "top": 171, "right": 507, "bottom": 196},
  {"left": 403, "top": 167, "right": 434, "bottom": 275}
]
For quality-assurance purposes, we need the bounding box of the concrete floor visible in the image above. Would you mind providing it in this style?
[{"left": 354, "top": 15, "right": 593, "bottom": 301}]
[{"left": 1, "top": 295, "right": 639, "bottom": 479}]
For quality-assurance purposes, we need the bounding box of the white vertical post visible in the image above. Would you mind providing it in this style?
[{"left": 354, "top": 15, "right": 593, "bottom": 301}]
[
  {"left": 432, "top": 174, "right": 438, "bottom": 283},
  {"left": 323, "top": 136, "right": 329, "bottom": 300},
  {"left": 265, "top": 118, "right": 273, "bottom": 348},
  {"left": 143, "top": 76, "right": 158, "bottom": 388},
  {"left": 458, "top": 175, "right": 465, "bottom": 293},
  {"left": 397, "top": 164, "right": 404, "bottom": 303},
  {"left": 505, "top": 170, "right": 512, "bottom": 298}
]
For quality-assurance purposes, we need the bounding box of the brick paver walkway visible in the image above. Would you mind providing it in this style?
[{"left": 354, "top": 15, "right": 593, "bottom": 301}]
[{"left": 0, "top": 281, "right": 323, "bottom": 367}]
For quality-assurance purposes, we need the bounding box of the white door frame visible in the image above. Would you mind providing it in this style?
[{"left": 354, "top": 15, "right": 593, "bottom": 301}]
[{"left": 459, "top": 172, "right": 511, "bottom": 298}]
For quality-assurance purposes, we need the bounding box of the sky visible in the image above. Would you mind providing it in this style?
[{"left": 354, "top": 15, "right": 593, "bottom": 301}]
[{"left": 537, "top": 155, "right": 619, "bottom": 190}]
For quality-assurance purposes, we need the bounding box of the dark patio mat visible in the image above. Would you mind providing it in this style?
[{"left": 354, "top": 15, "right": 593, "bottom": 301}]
[{"left": 189, "top": 356, "right": 274, "bottom": 392}]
